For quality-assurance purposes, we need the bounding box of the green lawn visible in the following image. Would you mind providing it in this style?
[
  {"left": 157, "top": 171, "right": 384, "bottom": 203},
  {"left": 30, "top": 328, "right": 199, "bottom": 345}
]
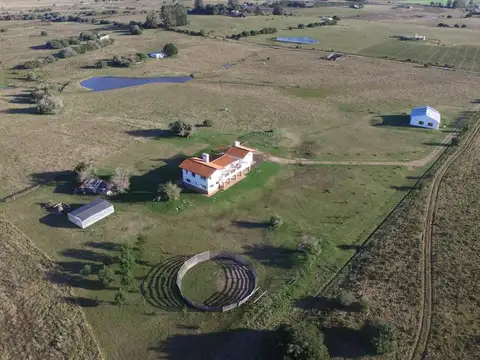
[{"left": 2, "top": 154, "right": 423, "bottom": 360}]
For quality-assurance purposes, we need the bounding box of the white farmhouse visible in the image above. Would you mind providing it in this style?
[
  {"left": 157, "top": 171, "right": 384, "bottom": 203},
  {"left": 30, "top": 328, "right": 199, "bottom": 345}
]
[
  {"left": 149, "top": 52, "right": 166, "bottom": 59},
  {"left": 410, "top": 106, "right": 441, "bottom": 130},
  {"left": 179, "top": 141, "right": 255, "bottom": 195},
  {"left": 68, "top": 198, "right": 114, "bottom": 229}
]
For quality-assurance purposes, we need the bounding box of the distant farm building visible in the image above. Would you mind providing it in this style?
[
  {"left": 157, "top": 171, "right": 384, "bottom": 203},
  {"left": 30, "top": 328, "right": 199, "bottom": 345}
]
[
  {"left": 68, "top": 198, "right": 114, "bottom": 229},
  {"left": 325, "top": 53, "right": 346, "bottom": 61},
  {"left": 179, "top": 141, "right": 256, "bottom": 195},
  {"left": 97, "top": 33, "right": 110, "bottom": 41},
  {"left": 410, "top": 106, "right": 441, "bottom": 130},
  {"left": 149, "top": 52, "right": 166, "bottom": 59},
  {"left": 401, "top": 33, "right": 426, "bottom": 41}
]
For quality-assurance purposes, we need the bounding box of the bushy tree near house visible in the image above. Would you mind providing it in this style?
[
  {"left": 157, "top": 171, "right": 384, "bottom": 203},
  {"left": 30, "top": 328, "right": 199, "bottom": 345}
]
[
  {"left": 145, "top": 11, "right": 161, "bottom": 28},
  {"left": 114, "top": 288, "right": 127, "bottom": 306},
  {"left": 111, "top": 167, "right": 130, "bottom": 193},
  {"left": 98, "top": 265, "right": 115, "bottom": 287},
  {"left": 168, "top": 120, "right": 192, "bottom": 137},
  {"left": 163, "top": 43, "right": 179, "bottom": 56},
  {"left": 36, "top": 94, "right": 63, "bottom": 114},
  {"left": 157, "top": 181, "right": 181, "bottom": 201},
  {"left": 130, "top": 24, "right": 143, "bottom": 35}
]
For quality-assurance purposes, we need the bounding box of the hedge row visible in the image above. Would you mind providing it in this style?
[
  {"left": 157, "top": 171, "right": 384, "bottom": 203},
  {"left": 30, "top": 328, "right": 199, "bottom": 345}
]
[{"left": 228, "top": 27, "right": 277, "bottom": 40}]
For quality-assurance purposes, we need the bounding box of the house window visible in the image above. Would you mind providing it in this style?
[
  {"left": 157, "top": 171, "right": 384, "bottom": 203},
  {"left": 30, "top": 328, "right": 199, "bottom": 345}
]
[
  {"left": 201, "top": 176, "right": 206, "bottom": 180},
  {"left": 418, "top": 121, "right": 424, "bottom": 125},
  {"left": 201, "top": 185, "right": 206, "bottom": 189},
  {"left": 210, "top": 184, "right": 214, "bottom": 188},
  {"left": 427, "top": 122, "right": 433, "bottom": 127},
  {"left": 186, "top": 179, "right": 191, "bottom": 183},
  {"left": 192, "top": 173, "right": 196, "bottom": 178}
]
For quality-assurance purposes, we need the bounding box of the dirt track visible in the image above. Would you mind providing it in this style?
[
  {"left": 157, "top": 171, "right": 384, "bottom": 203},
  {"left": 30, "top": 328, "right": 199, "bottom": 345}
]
[
  {"left": 263, "top": 133, "right": 454, "bottom": 168},
  {"left": 408, "top": 116, "right": 480, "bottom": 360}
]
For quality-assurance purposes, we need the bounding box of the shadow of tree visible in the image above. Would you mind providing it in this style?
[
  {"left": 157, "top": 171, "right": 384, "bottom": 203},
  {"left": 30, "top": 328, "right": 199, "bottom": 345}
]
[
  {"left": 295, "top": 295, "right": 364, "bottom": 313},
  {"left": 1, "top": 106, "right": 38, "bottom": 115},
  {"left": 125, "top": 129, "right": 173, "bottom": 138},
  {"left": 30, "top": 170, "right": 75, "bottom": 186},
  {"left": 61, "top": 248, "right": 117, "bottom": 264},
  {"left": 231, "top": 220, "right": 269, "bottom": 229},
  {"left": 337, "top": 244, "right": 363, "bottom": 251},
  {"left": 151, "top": 328, "right": 275, "bottom": 360},
  {"left": 61, "top": 296, "right": 104, "bottom": 307},
  {"left": 30, "top": 44, "right": 49, "bottom": 50},
  {"left": 423, "top": 142, "right": 448, "bottom": 147},
  {"left": 391, "top": 185, "right": 413, "bottom": 191},
  {"left": 243, "top": 244, "right": 301, "bottom": 269},
  {"left": 5, "top": 93, "right": 32, "bottom": 104},
  {"left": 323, "top": 326, "right": 372, "bottom": 358},
  {"left": 371, "top": 114, "right": 411, "bottom": 127},
  {"left": 85, "top": 241, "right": 121, "bottom": 252},
  {"left": 47, "top": 260, "right": 104, "bottom": 290},
  {"left": 141, "top": 256, "right": 188, "bottom": 311}
]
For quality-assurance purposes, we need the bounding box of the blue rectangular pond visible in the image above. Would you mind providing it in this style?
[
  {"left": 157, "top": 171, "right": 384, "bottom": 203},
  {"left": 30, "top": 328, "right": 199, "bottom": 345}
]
[
  {"left": 275, "top": 37, "right": 319, "bottom": 44},
  {"left": 80, "top": 76, "right": 193, "bottom": 92}
]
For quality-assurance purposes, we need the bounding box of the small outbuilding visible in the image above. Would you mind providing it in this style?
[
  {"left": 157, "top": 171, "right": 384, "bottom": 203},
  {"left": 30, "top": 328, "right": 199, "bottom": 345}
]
[
  {"left": 410, "top": 106, "right": 441, "bottom": 130},
  {"left": 67, "top": 198, "right": 114, "bottom": 229},
  {"left": 149, "top": 52, "right": 166, "bottom": 59}
]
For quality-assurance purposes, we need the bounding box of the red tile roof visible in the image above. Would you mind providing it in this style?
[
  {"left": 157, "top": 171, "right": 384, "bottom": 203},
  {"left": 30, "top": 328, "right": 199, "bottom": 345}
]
[
  {"left": 179, "top": 158, "right": 221, "bottom": 178},
  {"left": 226, "top": 147, "right": 250, "bottom": 159},
  {"left": 212, "top": 154, "right": 236, "bottom": 167}
]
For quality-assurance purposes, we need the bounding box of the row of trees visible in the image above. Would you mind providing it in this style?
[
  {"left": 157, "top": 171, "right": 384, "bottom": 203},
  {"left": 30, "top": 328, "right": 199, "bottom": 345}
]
[
  {"left": 29, "top": 83, "right": 63, "bottom": 115},
  {"left": 144, "top": 4, "right": 188, "bottom": 29},
  {"left": 228, "top": 27, "right": 277, "bottom": 40}
]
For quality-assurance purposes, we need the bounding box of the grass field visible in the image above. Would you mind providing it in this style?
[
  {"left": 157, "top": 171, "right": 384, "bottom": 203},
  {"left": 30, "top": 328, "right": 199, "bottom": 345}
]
[
  {"left": 1, "top": 2, "right": 480, "bottom": 359},
  {"left": 0, "top": 218, "right": 102, "bottom": 360}
]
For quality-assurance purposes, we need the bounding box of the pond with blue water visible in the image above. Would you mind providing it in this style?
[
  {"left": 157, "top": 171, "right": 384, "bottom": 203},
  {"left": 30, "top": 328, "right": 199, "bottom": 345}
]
[
  {"left": 80, "top": 76, "right": 193, "bottom": 92},
  {"left": 275, "top": 37, "right": 319, "bottom": 44}
]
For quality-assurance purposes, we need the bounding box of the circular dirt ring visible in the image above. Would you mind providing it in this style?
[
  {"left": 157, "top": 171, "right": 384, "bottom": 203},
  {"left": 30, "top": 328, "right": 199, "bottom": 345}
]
[{"left": 176, "top": 251, "right": 257, "bottom": 312}]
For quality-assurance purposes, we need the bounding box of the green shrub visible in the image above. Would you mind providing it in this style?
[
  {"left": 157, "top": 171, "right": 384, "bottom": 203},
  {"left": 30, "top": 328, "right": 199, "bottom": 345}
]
[
  {"left": 80, "top": 264, "right": 92, "bottom": 277},
  {"left": 269, "top": 215, "right": 283, "bottom": 230},
  {"left": 276, "top": 322, "right": 329, "bottom": 360},
  {"left": 451, "top": 136, "right": 460, "bottom": 146},
  {"left": 40, "top": 30, "right": 48, "bottom": 36},
  {"left": 298, "top": 23, "right": 305, "bottom": 29},
  {"left": 44, "top": 54, "right": 57, "bottom": 63},
  {"left": 0, "top": 28, "right": 7, "bottom": 33},
  {"left": 163, "top": 43, "right": 178, "bottom": 56},
  {"left": 95, "top": 60, "right": 108, "bottom": 69},
  {"left": 130, "top": 24, "right": 143, "bottom": 35},
  {"left": 23, "top": 60, "right": 43, "bottom": 69},
  {"left": 136, "top": 52, "right": 148, "bottom": 61},
  {"left": 58, "top": 46, "right": 77, "bottom": 58},
  {"left": 168, "top": 120, "right": 192, "bottom": 137},
  {"left": 36, "top": 94, "right": 63, "bottom": 114},
  {"left": 242, "top": 30, "right": 249, "bottom": 37},
  {"left": 203, "top": 119, "right": 213, "bottom": 127},
  {"left": 367, "top": 320, "right": 398, "bottom": 355},
  {"left": 114, "top": 289, "right": 127, "bottom": 306},
  {"left": 157, "top": 181, "right": 181, "bottom": 201},
  {"left": 337, "top": 291, "right": 356, "bottom": 307}
]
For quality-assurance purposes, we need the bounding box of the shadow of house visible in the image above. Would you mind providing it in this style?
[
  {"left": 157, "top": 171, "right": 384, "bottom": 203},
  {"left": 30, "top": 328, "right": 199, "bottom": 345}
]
[
  {"left": 243, "top": 244, "right": 302, "bottom": 269},
  {"left": 113, "top": 155, "right": 186, "bottom": 203},
  {"left": 31, "top": 170, "right": 75, "bottom": 186},
  {"left": 323, "top": 326, "right": 371, "bottom": 358},
  {"left": 40, "top": 213, "right": 78, "bottom": 228},
  {"left": 371, "top": 114, "right": 411, "bottom": 127},
  {"left": 141, "top": 256, "right": 188, "bottom": 311},
  {"left": 231, "top": 220, "right": 269, "bottom": 229},
  {"left": 125, "top": 129, "right": 173, "bottom": 138},
  {"left": 152, "top": 329, "right": 275, "bottom": 360}
]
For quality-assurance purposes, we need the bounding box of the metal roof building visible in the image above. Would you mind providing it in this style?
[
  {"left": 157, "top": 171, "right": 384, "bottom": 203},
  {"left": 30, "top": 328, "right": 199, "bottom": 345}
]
[
  {"left": 410, "top": 106, "right": 441, "bottom": 130},
  {"left": 67, "top": 198, "right": 114, "bottom": 229}
]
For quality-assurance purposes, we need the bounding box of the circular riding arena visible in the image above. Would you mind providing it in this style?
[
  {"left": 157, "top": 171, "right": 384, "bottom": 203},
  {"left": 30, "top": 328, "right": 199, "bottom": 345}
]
[{"left": 176, "top": 251, "right": 257, "bottom": 312}]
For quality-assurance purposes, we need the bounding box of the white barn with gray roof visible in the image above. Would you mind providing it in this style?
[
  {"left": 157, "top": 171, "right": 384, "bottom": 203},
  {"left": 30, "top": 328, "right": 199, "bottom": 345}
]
[
  {"left": 68, "top": 198, "right": 114, "bottom": 229},
  {"left": 410, "top": 106, "right": 441, "bottom": 130}
]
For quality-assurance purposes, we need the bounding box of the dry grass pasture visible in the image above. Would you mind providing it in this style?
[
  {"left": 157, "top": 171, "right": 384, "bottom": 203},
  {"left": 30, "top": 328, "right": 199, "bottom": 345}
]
[
  {"left": 1, "top": 2, "right": 479, "bottom": 360},
  {"left": 0, "top": 218, "right": 102, "bottom": 360}
]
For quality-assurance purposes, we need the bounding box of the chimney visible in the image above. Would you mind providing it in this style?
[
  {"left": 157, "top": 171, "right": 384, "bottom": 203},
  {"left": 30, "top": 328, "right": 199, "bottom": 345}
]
[
  {"left": 233, "top": 141, "right": 240, "bottom": 147},
  {"left": 202, "top": 153, "right": 210, "bottom": 163}
]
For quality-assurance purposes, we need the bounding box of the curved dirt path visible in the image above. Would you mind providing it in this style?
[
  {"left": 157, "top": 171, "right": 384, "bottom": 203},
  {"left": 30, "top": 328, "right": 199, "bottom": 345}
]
[
  {"left": 408, "top": 120, "right": 480, "bottom": 360},
  {"left": 263, "top": 133, "right": 454, "bottom": 168}
]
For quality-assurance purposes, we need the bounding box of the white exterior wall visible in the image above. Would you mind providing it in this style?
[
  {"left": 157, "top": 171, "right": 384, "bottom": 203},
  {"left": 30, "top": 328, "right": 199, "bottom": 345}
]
[
  {"left": 68, "top": 206, "right": 114, "bottom": 229},
  {"left": 410, "top": 115, "right": 440, "bottom": 130},
  {"left": 206, "top": 171, "right": 222, "bottom": 194},
  {"left": 182, "top": 169, "right": 209, "bottom": 192}
]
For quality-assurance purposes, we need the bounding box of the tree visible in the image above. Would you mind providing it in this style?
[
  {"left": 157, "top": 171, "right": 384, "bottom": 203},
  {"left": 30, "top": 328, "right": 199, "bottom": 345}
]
[
  {"left": 163, "top": 43, "right": 178, "bottom": 56},
  {"left": 367, "top": 320, "right": 398, "bottom": 355},
  {"left": 80, "top": 264, "right": 92, "bottom": 277},
  {"left": 254, "top": 5, "right": 264, "bottom": 16},
  {"left": 120, "top": 268, "right": 135, "bottom": 289},
  {"left": 337, "top": 291, "right": 356, "bottom": 307},
  {"left": 276, "top": 322, "right": 329, "bottom": 360},
  {"left": 269, "top": 215, "right": 283, "bottom": 230},
  {"left": 135, "top": 234, "right": 147, "bottom": 260},
  {"left": 273, "top": 2, "right": 284, "bottom": 15},
  {"left": 446, "top": 0, "right": 453, "bottom": 7},
  {"left": 40, "top": 30, "right": 48, "bottom": 36},
  {"left": 451, "top": 136, "right": 460, "bottom": 146},
  {"left": 130, "top": 25, "right": 143, "bottom": 35},
  {"left": 95, "top": 60, "right": 108, "bottom": 69},
  {"left": 111, "top": 167, "right": 130, "bottom": 193},
  {"left": 98, "top": 265, "right": 115, "bottom": 287},
  {"left": 145, "top": 11, "right": 161, "bottom": 28},
  {"left": 168, "top": 120, "right": 192, "bottom": 137},
  {"left": 203, "top": 119, "right": 213, "bottom": 127},
  {"left": 114, "top": 288, "right": 127, "bottom": 306},
  {"left": 157, "top": 181, "right": 181, "bottom": 201},
  {"left": 36, "top": 95, "right": 63, "bottom": 114},
  {"left": 58, "top": 47, "right": 77, "bottom": 58},
  {"left": 228, "top": 0, "right": 239, "bottom": 9},
  {"left": 194, "top": 0, "right": 204, "bottom": 9},
  {"left": 119, "top": 242, "right": 136, "bottom": 274},
  {"left": 74, "top": 161, "right": 95, "bottom": 183}
]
